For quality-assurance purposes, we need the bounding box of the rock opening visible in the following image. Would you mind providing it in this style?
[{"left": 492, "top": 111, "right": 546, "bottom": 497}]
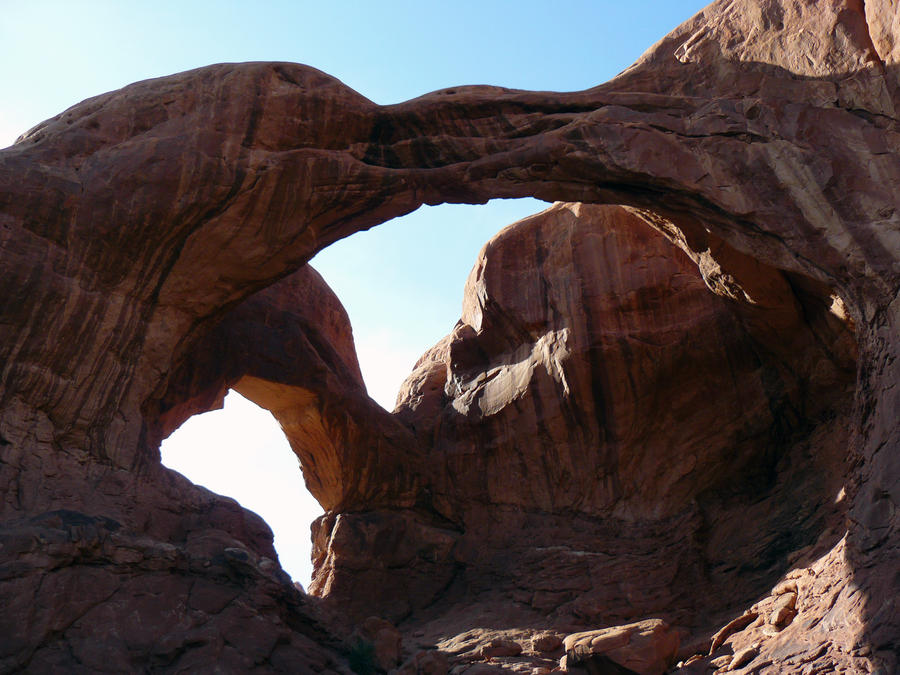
[{"left": 160, "top": 389, "right": 322, "bottom": 586}]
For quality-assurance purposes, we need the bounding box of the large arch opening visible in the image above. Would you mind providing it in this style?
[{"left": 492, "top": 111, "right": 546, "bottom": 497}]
[{"left": 309, "top": 197, "right": 548, "bottom": 409}]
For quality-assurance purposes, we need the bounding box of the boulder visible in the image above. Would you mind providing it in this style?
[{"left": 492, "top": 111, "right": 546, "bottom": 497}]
[{"left": 563, "top": 620, "right": 679, "bottom": 675}]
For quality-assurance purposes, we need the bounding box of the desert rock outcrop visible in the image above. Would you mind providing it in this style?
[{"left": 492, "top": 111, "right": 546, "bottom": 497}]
[{"left": 1, "top": 0, "right": 899, "bottom": 672}]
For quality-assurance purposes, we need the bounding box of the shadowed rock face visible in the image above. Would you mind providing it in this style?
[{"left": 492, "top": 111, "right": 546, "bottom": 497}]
[{"left": 1, "top": 0, "right": 898, "bottom": 672}]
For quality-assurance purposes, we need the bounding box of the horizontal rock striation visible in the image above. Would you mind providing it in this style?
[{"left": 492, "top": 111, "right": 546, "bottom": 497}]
[{"left": 1, "top": 0, "right": 899, "bottom": 671}]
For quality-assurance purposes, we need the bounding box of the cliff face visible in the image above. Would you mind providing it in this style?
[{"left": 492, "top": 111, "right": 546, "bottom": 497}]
[{"left": 1, "top": 0, "right": 898, "bottom": 672}]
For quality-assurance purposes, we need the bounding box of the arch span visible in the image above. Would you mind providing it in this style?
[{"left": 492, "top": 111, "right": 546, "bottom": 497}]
[{"left": 1, "top": 0, "right": 898, "bottom": 670}]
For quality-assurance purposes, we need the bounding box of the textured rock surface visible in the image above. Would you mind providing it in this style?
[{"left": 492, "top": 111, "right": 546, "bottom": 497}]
[
  {"left": 395, "top": 203, "right": 853, "bottom": 523},
  {"left": 156, "top": 266, "right": 422, "bottom": 514},
  {"left": 367, "top": 203, "right": 855, "bottom": 673},
  {"left": 1, "top": 0, "right": 899, "bottom": 671},
  {"left": 563, "top": 619, "right": 680, "bottom": 675},
  {"left": 0, "top": 270, "right": 359, "bottom": 672}
]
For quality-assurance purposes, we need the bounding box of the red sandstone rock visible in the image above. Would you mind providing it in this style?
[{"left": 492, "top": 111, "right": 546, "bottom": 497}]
[
  {"left": 396, "top": 203, "right": 853, "bottom": 523},
  {"left": 709, "top": 613, "right": 758, "bottom": 655},
  {"left": 156, "top": 265, "right": 424, "bottom": 513},
  {"left": 1, "top": 0, "right": 899, "bottom": 671},
  {"left": 562, "top": 619, "right": 680, "bottom": 675},
  {"left": 350, "top": 616, "right": 403, "bottom": 672},
  {"left": 532, "top": 634, "right": 563, "bottom": 653},
  {"left": 309, "top": 201, "right": 857, "bottom": 672},
  {"left": 479, "top": 638, "right": 523, "bottom": 659}
]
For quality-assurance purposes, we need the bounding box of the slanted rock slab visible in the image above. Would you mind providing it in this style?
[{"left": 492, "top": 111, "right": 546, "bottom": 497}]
[{"left": 562, "top": 619, "right": 679, "bottom": 675}]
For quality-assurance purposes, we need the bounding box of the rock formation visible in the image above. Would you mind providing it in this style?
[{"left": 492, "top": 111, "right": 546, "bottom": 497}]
[
  {"left": 311, "top": 202, "right": 857, "bottom": 672},
  {"left": 1, "top": 0, "right": 898, "bottom": 672}
]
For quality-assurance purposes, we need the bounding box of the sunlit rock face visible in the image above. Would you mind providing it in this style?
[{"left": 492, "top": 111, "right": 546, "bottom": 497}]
[
  {"left": 1, "top": 0, "right": 899, "bottom": 671},
  {"left": 396, "top": 203, "right": 855, "bottom": 522}
]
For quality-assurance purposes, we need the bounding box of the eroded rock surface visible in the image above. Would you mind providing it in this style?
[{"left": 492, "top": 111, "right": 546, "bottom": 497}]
[
  {"left": 563, "top": 619, "right": 680, "bottom": 675},
  {"left": 1, "top": 0, "right": 899, "bottom": 672},
  {"left": 0, "top": 269, "right": 362, "bottom": 672}
]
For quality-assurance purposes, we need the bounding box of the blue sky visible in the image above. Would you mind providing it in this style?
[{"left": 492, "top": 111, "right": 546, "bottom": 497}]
[{"left": 2, "top": 1, "right": 710, "bottom": 585}]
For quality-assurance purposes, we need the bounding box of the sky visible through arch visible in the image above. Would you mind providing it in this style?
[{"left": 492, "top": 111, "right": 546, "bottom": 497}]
[{"left": 2, "top": 0, "right": 710, "bottom": 585}]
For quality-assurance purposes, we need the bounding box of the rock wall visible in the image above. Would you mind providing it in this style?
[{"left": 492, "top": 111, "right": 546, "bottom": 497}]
[{"left": 1, "top": 0, "right": 898, "bottom": 672}]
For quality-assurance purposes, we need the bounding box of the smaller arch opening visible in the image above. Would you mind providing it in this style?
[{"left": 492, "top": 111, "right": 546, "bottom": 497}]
[{"left": 159, "top": 389, "right": 323, "bottom": 587}]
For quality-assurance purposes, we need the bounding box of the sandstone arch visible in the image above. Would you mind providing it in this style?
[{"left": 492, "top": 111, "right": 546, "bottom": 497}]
[{"left": 1, "top": 0, "right": 898, "bottom": 671}]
